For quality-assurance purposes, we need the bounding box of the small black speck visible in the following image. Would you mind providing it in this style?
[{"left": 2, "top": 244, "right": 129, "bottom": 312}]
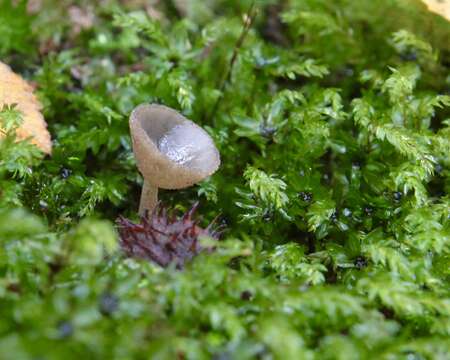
[
  {"left": 57, "top": 321, "right": 73, "bottom": 339},
  {"left": 354, "top": 256, "right": 368, "bottom": 270},
  {"left": 99, "top": 292, "right": 119, "bottom": 316},
  {"left": 298, "top": 191, "right": 313, "bottom": 202},
  {"left": 262, "top": 210, "right": 273, "bottom": 222},
  {"left": 60, "top": 168, "right": 72, "bottom": 179},
  {"left": 260, "top": 125, "right": 276, "bottom": 139},
  {"left": 400, "top": 51, "right": 417, "bottom": 62},
  {"left": 240, "top": 290, "right": 253, "bottom": 301},
  {"left": 330, "top": 210, "right": 338, "bottom": 222},
  {"left": 393, "top": 192, "right": 402, "bottom": 201}
]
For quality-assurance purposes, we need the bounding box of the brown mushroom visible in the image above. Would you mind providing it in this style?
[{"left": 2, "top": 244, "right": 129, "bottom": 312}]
[{"left": 129, "top": 104, "right": 220, "bottom": 216}]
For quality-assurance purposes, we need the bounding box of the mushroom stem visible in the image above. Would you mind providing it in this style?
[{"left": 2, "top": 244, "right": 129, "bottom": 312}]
[{"left": 139, "top": 180, "right": 158, "bottom": 217}]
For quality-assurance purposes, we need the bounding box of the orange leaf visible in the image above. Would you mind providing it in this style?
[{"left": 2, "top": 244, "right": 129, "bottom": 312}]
[{"left": 0, "top": 61, "right": 52, "bottom": 154}]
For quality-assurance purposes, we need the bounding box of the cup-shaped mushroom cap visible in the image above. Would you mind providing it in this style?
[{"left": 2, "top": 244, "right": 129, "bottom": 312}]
[{"left": 130, "top": 104, "right": 220, "bottom": 189}]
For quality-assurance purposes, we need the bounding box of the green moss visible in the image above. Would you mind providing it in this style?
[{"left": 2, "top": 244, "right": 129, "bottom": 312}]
[{"left": 0, "top": 0, "right": 449, "bottom": 358}]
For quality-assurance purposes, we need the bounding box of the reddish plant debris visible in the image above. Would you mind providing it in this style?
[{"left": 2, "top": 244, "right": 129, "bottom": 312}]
[
  {"left": 68, "top": 6, "right": 95, "bottom": 35},
  {"left": 116, "top": 203, "right": 222, "bottom": 269}
]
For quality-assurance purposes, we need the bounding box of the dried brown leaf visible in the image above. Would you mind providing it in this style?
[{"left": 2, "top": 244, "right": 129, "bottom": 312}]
[
  {"left": 421, "top": 0, "right": 450, "bottom": 21},
  {"left": 0, "top": 61, "right": 52, "bottom": 154}
]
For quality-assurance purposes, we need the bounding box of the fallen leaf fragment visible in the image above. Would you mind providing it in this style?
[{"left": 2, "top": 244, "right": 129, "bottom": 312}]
[
  {"left": 68, "top": 6, "right": 95, "bottom": 35},
  {"left": 0, "top": 61, "right": 52, "bottom": 154},
  {"left": 421, "top": 0, "right": 450, "bottom": 21}
]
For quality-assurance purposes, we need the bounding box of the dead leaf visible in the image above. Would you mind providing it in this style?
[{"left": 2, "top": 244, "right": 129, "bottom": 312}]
[
  {"left": 0, "top": 61, "right": 52, "bottom": 154},
  {"left": 68, "top": 6, "right": 95, "bottom": 35},
  {"left": 421, "top": 0, "right": 450, "bottom": 21},
  {"left": 26, "top": 0, "right": 42, "bottom": 14}
]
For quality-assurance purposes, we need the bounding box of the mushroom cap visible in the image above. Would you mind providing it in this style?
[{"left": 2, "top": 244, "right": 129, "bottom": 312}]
[{"left": 129, "top": 104, "right": 220, "bottom": 189}]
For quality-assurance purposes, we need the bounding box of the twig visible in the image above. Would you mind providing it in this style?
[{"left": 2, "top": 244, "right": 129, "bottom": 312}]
[{"left": 208, "top": 2, "right": 258, "bottom": 123}]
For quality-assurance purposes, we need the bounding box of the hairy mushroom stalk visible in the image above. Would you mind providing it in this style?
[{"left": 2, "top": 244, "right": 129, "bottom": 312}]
[{"left": 129, "top": 104, "right": 220, "bottom": 216}]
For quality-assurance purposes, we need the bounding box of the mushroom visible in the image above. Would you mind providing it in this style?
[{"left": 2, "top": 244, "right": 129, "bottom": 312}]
[{"left": 129, "top": 104, "right": 220, "bottom": 216}]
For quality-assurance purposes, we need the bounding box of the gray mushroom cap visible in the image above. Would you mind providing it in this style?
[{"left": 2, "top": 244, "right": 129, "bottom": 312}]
[{"left": 129, "top": 104, "right": 220, "bottom": 189}]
